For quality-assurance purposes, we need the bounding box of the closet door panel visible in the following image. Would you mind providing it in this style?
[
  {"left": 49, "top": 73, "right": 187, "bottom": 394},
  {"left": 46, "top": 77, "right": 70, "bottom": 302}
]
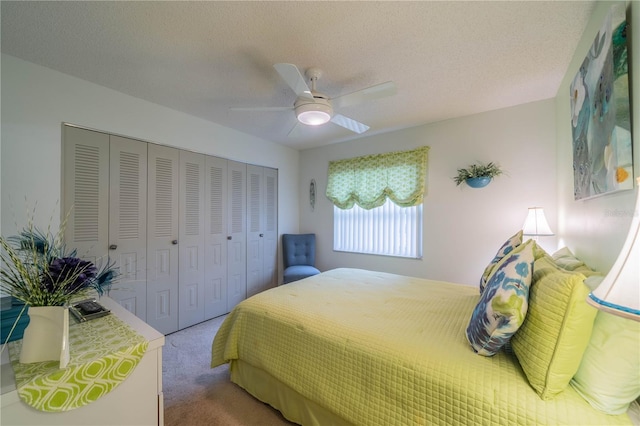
[
  {"left": 107, "top": 136, "right": 148, "bottom": 319},
  {"left": 147, "top": 144, "right": 179, "bottom": 334},
  {"left": 227, "top": 161, "right": 246, "bottom": 310},
  {"left": 263, "top": 167, "right": 278, "bottom": 291},
  {"left": 204, "top": 156, "right": 228, "bottom": 319},
  {"left": 179, "top": 151, "right": 205, "bottom": 329},
  {"left": 246, "top": 165, "right": 264, "bottom": 298},
  {"left": 62, "top": 126, "right": 110, "bottom": 265}
]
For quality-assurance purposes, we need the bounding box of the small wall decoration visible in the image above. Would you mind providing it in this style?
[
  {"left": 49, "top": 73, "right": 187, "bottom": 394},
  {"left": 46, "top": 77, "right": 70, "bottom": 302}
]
[
  {"left": 309, "top": 179, "right": 316, "bottom": 211},
  {"left": 570, "top": 4, "right": 633, "bottom": 200},
  {"left": 453, "top": 162, "right": 503, "bottom": 188}
]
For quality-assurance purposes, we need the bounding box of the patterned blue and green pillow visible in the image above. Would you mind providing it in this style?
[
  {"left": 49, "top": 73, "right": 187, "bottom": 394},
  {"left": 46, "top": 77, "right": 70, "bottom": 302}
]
[
  {"left": 479, "top": 230, "right": 523, "bottom": 294},
  {"left": 466, "top": 239, "right": 535, "bottom": 356}
]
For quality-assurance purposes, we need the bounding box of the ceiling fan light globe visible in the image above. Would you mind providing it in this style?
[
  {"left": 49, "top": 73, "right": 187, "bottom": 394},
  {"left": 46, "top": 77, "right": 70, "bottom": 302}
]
[
  {"left": 297, "top": 110, "right": 331, "bottom": 125},
  {"left": 295, "top": 101, "right": 332, "bottom": 126}
]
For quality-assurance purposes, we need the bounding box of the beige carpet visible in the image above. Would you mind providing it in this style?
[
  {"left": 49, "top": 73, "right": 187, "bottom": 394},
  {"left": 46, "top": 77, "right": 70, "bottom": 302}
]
[{"left": 162, "top": 315, "right": 294, "bottom": 426}]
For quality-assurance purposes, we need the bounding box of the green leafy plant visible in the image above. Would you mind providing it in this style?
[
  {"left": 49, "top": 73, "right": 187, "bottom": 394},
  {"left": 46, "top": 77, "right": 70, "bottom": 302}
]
[
  {"left": 0, "top": 219, "right": 118, "bottom": 307},
  {"left": 453, "top": 162, "right": 504, "bottom": 186}
]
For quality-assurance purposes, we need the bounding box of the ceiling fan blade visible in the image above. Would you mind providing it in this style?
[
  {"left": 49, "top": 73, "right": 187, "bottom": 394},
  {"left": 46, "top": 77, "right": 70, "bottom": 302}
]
[
  {"left": 229, "top": 106, "right": 293, "bottom": 112},
  {"left": 331, "top": 81, "right": 396, "bottom": 110},
  {"left": 331, "top": 114, "right": 370, "bottom": 134},
  {"left": 274, "top": 63, "right": 314, "bottom": 99},
  {"left": 287, "top": 121, "right": 303, "bottom": 138}
]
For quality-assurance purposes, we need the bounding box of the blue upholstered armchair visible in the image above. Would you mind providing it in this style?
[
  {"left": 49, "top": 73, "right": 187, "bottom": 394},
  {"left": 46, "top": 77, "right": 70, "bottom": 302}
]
[{"left": 282, "top": 234, "right": 321, "bottom": 284}]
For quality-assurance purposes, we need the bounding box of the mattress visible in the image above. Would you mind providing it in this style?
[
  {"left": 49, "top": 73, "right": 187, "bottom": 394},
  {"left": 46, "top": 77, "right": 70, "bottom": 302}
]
[{"left": 211, "top": 268, "right": 632, "bottom": 425}]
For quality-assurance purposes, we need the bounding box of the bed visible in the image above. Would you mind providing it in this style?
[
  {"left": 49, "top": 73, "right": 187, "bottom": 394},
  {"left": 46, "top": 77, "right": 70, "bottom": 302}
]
[{"left": 211, "top": 267, "right": 637, "bottom": 425}]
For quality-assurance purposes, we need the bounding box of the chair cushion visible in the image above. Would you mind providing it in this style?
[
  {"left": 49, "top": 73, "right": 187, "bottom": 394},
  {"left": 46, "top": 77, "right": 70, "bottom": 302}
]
[
  {"left": 283, "top": 265, "right": 321, "bottom": 284},
  {"left": 283, "top": 234, "right": 317, "bottom": 269}
]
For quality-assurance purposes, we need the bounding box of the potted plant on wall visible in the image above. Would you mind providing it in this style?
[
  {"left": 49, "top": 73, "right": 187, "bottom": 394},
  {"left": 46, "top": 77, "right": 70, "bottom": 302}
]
[{"left": 453, "top": 162, "right": 504, "bottom": 188}]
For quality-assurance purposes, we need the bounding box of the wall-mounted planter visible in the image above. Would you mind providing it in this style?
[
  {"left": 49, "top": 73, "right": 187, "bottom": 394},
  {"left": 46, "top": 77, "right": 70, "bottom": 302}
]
[
  {"left": 453, "top": 162, "right": 503, "bottom": 188},
  {"left": 465, "top": 177, "right": 491, "bottom": 188}
]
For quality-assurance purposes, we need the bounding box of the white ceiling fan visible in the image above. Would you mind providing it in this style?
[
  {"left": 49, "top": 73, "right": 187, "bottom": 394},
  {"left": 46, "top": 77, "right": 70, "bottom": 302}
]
[{"left": 231, "top": 63, "right": 396, "bottom": 135}]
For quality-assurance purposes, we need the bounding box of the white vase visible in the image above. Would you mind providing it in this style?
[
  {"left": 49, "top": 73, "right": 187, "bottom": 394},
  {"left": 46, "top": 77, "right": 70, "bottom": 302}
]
[{"left": 19, "top": 306, "right": 70, "bottom": 368}]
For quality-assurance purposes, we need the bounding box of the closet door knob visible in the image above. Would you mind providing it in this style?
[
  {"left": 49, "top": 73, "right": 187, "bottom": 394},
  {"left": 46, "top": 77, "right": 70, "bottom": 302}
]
[
  {"left": 227, "top": 236, "right": 232, "bottom": 240},
  {"left": 171, "top": 240, "right": 178, "bottom": 245},
  {"left": 259, "top": 234, "right": 264, "bottom": 237},
  {"left": 109, "top": 244, "right": 118, "bottom": 250}
]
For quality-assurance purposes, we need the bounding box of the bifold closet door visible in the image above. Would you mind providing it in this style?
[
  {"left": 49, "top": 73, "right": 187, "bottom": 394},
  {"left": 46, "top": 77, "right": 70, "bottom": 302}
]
[
  {"left": 204, "top": 156, "right": 228, "bottom": 319},
  {"left": 178, "top": 151, "right": 206, "bottom": 329},
  {"left": 246, "top": 166, "right": 278, "bottom": 298},
  {"left": 226, "top": 160, "right": 247, "bottom": 311},
  {"left": 107, "top": 136, "right": 148, "bottom": 319},
  {"left": 62, "top": 126, "right": 110, "bottom": 270},
  {"left": 262, "top": 167, "right": 278, "bottom": 291},
  {"left": 146, "top": 144, "right": 180, "bottom": 335},
  {"left": 246, "top": 165, "right": 264, "bottom": 298}
]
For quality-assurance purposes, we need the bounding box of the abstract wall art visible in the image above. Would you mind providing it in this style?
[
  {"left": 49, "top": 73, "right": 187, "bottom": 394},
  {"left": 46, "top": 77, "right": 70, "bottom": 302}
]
[{"left": 570, "top": 4, "right": 633, "bottom": 200}]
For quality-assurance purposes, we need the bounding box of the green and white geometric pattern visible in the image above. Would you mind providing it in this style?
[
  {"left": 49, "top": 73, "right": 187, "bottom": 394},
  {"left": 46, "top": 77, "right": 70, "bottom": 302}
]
[
  {"left": 326, "top": 146, "right": 429, "bottom": 210},
  {"left": 8, "top": 313, "right": 148, "bottom": 412}
]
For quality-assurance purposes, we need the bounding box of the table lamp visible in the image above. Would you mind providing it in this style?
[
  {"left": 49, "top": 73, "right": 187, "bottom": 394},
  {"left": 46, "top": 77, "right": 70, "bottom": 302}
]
[{"left": 522, "top": 207, "right": 554, "bottom": 241}]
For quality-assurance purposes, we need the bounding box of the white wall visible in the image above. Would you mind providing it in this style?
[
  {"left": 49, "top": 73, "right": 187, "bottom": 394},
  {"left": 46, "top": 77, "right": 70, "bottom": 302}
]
[
  {"left": 299, "top": 99, "right": 558, "bottom": 286},
  {"left": 1, "top": 54, "right": 300, "bottom": 281},
  {"left": 556, "top": 1, "right": 639, "bottom": 273}
]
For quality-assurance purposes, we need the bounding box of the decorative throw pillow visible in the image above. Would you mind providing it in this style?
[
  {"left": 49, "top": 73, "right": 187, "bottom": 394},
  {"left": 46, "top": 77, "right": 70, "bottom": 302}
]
[
  {"left": 467, "top": 239, "right": 534, "bottom": 356},
  {"left": 479, "top": 230, "right": 523, "bottom": 294},
  {"left": 570, "top": 278, "right": 640, "bottom": 414},
  {"left": 511, "top": 256, "right": 597, "bottom": 400}
]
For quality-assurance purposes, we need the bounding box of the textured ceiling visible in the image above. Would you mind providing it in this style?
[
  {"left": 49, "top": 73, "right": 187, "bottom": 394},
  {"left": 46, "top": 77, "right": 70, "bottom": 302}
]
[{"left": 1, "top": 1, "right": 596, "bottom": 150}]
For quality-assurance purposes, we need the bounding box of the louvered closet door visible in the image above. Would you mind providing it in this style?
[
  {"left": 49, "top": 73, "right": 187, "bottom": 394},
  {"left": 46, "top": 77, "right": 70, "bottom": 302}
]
[
  {"left": 246, "top": 165, "right": 264, "bottom": 298},
  {"left": 62, "top": 126, "right": 110, "bottom": 267},
  {"left": 179, "top": 151, "right": 206, "bottom": 329},
  {"left": 204, "top": 156, "right": 228, "bottom": 319},
  {"left": 227, "top": 161, "right": 247, "bottom": 310},
  {"left": 262, "top": 167, "right": 278, "bottom": 290},
  {"left": 107, "top": 136, "right": 148, "bottom": 319},
  {"left": 147, "top": 144, "right": 179, "bottom": 334}
]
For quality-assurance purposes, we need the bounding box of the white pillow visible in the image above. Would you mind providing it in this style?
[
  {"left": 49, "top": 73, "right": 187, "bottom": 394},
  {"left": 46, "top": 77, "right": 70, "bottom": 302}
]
[{"left": 552, "top": 247, "right": 586, "bottom": 271}]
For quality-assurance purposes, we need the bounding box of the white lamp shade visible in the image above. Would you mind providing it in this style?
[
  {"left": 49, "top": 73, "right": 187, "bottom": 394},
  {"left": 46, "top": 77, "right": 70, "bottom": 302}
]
[
  {"left": 588, "top": 178, "right": 640, "bottom": 321},
  {"left": 522, "top": 207, "right": 554, "bottom": 236}
]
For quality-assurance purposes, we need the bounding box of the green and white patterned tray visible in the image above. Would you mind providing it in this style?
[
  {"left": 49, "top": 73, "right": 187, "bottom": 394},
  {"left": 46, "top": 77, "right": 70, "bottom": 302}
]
[{"left": 8, "top": 313, "right": 148, "bottom": 412}]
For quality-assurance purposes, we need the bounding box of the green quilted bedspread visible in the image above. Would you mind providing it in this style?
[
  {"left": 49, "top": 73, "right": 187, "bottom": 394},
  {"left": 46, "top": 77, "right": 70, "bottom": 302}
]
[{"left": 212, "top": 268, "right": 631, "bottom": 425}]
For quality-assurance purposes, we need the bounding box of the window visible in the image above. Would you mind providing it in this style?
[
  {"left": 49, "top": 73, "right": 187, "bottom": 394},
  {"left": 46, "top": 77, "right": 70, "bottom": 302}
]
[
  {"left": 326, "top": 147, "right": 428, "bottom": 259},
  {"left": 334, "top": 199, "right": 422, "bottom": 258}
]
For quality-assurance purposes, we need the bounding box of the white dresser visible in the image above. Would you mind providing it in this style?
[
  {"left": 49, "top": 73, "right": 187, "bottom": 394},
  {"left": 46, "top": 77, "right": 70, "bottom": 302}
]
[{"left": 1, "top": 297, "right": 165, "bottom": 426}]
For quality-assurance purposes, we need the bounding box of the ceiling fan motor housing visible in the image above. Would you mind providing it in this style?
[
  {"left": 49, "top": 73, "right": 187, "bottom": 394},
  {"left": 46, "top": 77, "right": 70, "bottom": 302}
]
[{"left": 295, "top": 94, "right": 333, "bottom": 125}]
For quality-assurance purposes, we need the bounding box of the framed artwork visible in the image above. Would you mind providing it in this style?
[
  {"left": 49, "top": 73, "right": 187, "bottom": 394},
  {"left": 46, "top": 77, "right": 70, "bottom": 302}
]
[{"left": 570, "top": 4, "right": 633, "bottom": 200}]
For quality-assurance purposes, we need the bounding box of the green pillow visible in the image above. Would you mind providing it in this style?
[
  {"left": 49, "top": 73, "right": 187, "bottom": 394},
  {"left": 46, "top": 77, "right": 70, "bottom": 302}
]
[
  {"left": 570, "top": 308, "right": 640, "bottom": 414},
  {"left": 511, "top": 256, "right": 597, "bottom": 400},
  {"left": 479, "top": 230, "right": 523, "bottom": 294},
  {"left": 467, "top": 239, "right": 534, "bottom": 356}
]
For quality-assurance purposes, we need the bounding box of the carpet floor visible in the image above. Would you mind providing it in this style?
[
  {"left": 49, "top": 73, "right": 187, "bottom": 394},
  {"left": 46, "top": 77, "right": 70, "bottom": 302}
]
[{"left": 162, "top": 315, "right": 294, "bottom": 426}]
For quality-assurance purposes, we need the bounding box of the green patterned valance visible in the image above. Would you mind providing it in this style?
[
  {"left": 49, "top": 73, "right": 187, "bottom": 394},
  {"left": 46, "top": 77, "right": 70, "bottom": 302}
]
[{"left": 326, "top": 146, "right": 429, "bottom": 210}]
